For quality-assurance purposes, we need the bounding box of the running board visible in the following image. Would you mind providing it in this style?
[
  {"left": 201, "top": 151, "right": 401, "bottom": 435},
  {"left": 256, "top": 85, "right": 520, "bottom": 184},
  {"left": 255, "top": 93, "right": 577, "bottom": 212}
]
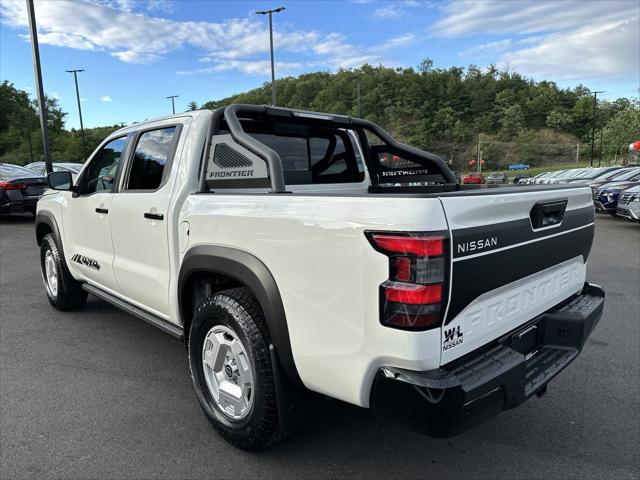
[{"left": 82, "top": 284, "right": 183, "bottom": 339}]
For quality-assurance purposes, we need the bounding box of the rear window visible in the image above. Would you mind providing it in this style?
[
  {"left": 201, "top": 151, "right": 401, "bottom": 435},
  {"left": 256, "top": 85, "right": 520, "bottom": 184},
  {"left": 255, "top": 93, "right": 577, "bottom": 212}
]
[
  {"left": 214, "top": 120, "right": 365, "bottom": 186},
  {"left": 249, "top": 131, "right": 364, "bottom": 185}
]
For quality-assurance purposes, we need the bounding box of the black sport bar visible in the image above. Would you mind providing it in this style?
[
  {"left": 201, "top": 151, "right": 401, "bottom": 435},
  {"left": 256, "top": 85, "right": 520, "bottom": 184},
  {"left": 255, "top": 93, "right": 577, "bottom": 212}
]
[
  {"left": 224, "top": 104, "right": 288, "bottom": 193},
  {"left": 217, "top": 104, "right": 458, "bottom": 193}
]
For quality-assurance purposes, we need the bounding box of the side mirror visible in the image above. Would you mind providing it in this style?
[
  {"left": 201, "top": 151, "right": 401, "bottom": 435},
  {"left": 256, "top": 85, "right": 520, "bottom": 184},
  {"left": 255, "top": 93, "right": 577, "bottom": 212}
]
[{"left": 47, "top": 171, "right": 73, "bottom": 191}]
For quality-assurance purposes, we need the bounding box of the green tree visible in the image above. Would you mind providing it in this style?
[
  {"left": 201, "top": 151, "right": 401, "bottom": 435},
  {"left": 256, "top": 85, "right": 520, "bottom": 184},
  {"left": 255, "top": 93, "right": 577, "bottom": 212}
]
[
  {"left": 546, "top": 109, "right": 573, "bottom": 132},
  {"left": 603, "top": 107, "right": 640, "bottom": 161},
  {"left": 499, "top": 105, "right": 525, "bottom": 140}
]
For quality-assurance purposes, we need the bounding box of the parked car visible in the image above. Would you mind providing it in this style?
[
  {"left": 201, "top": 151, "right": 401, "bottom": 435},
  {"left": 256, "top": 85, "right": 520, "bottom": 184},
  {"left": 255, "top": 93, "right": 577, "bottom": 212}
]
[
  {"left": 563, "top": 166, "right": 625, "bottom": 184},
  {"left": 593, "top": 181, "right": 640, "bottom": 215},
  {"left": 25, "top": 161, "right": 83, "bottom": 182},
  {"left": 522, "top": 172, "right": 547, "bottom": 184},
  {"left": 588, "top": 168, "right": 640, "bottom": 192},
  {"left": 615, "top": 185, "right": 640, "bottom": 221},
  {"left": 462, "top": 171, "right": 485, "bottom": 184},
  {"left": 486, "top": 172, "right": 508, "bottom": 184},
  {"left": 513, "top": 172, "right": 532, "bottom": 184},
  {"left": 36, "top": 104, "right": 604, "bottom": 450},
  {"left": 0, "top": 163, "right": 48, "bottom": 215},
  {"left": 534, "top": 170, "right": 566, "bottom": 184},
  {"left": 508, "top": 163, "right": 529, "bottom": 170},
  {"left": 546, "top": 168, "right": 592, "bottom": 184}
]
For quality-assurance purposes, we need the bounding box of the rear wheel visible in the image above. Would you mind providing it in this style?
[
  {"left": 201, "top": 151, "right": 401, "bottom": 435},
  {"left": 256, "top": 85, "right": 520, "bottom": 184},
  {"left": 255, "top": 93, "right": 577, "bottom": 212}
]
[
  {"left": 188, "top": 287, "right": 281, "bottom": 450},
  {"left": 40, "top": 233, "right": 87, "bottom": 310}
]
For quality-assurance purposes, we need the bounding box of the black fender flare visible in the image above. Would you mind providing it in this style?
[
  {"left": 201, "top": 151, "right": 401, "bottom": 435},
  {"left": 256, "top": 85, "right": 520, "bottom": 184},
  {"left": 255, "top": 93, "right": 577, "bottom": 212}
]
[
  {"left": 35, "top": 210, "right": 62, "bottom": 247},
  {"left": 35, "top": 210, "right": 78, "bottom": 280},
  {"left": 178, "top": 244, "right": 302, "bottom": 386}
]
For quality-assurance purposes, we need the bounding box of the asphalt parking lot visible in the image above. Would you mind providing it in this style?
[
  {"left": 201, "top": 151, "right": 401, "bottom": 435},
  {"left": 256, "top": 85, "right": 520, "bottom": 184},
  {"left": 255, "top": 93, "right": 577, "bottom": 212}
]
[{"left": 1, "top": 213, "right": 638, "bottom": 479}]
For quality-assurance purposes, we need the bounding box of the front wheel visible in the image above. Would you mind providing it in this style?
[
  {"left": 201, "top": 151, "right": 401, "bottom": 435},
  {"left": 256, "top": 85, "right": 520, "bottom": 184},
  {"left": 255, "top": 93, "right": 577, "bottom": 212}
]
[
  {"left": 188, "top": 287, "right": 281, "bottom": 450},
  {"left": 40, "top": 233, "right": 87, "bottom": 310}
]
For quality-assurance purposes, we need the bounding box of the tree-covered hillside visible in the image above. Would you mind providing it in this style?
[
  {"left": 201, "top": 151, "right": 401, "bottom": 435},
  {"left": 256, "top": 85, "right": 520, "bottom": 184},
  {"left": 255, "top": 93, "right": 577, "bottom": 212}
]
[{"left": 203, "top": 61, "right": 639, "bottom": 170}]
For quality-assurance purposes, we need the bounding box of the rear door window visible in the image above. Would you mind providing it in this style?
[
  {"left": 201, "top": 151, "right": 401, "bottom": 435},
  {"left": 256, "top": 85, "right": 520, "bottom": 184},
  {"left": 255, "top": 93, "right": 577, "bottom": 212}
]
[{"left": 125, "top": 126, "right": 178, "bottom": 191}]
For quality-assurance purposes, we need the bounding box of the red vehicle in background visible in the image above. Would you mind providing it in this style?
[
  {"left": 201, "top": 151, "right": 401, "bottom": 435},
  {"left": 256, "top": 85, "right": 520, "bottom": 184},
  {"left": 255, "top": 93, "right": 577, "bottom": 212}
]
[{"left": 462, "top": 172, "right": 485, "bottom": 184}]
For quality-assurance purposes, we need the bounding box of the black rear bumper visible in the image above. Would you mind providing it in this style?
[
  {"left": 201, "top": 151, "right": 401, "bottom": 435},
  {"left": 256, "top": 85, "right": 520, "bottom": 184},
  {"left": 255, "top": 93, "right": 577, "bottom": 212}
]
[{"left": 370, "top": 282, "right": 605, "bottom": 437}]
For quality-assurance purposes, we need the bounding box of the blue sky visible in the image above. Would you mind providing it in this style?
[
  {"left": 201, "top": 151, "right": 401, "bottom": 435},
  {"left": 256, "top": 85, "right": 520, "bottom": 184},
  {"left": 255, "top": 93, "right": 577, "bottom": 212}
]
[{"left": 1, "top": 0, "right": 638, "bottom": 129}]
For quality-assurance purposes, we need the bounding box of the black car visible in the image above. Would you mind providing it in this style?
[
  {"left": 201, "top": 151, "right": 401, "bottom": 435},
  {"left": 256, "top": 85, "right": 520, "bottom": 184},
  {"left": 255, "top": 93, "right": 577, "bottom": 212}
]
[{"left": 0, "top": 163, "right": 48, "bottom": 215}]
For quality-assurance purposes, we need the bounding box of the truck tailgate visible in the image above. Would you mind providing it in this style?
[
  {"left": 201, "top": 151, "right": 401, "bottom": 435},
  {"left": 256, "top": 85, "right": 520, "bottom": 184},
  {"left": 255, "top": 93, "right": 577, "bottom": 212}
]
[{"left": 437, "top": 186, "right": 595, "bottom": 364}]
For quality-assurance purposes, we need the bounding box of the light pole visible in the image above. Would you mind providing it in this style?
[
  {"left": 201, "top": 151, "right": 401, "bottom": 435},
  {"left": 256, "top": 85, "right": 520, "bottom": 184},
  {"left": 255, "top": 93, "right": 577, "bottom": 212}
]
[
  {"left": 26, "top": 0, "right": 52, "bottom": 173},
  {"left": 599, "top": 127, "right": 604, "bottom": 167},
  {"left": 590, "top": 90, "right": 604, "bottom": 167},
  {"left": 66, "top": 69, "right": 87, "bottom": 160},
  {"left": 256, "top": 7, "right": 285, "bottom": 106},
  {"left": 167, "top": 95, "right": 179, "bottom": 114}
]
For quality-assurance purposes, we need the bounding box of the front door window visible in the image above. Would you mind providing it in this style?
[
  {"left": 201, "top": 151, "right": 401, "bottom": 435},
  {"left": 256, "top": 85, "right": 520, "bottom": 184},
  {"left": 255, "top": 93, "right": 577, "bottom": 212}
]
[{"left": 82, "top": 136, "right": 127, "bottom": 194}]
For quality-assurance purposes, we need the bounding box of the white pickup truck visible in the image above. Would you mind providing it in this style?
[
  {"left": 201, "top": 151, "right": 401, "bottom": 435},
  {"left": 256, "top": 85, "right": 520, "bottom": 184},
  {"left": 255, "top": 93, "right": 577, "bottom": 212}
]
[{"left": 36, "top": 104, "right": 604, "bottom": 449}]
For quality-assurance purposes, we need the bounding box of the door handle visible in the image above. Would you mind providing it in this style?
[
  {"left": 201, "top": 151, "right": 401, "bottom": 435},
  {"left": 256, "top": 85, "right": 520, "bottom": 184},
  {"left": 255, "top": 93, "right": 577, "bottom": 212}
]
[
  {"left": 95, "top": 207, "right": 109, "bottom": 214},
  {"left": 144, "top": 212, "right": 164, "bottom": 221},
  {"left": 529, "top": 200, "right": 567, "bottom": 229}
]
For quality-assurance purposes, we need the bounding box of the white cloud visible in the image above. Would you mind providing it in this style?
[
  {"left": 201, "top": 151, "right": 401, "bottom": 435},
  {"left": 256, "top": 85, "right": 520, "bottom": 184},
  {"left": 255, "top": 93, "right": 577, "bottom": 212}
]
[
  {"left": 502, "top": 18, "right": 640, "bottom": 81},
  {"left": 145, "top": 0, "right": 174, "bottom": 13},
  {"left": 111, "top": 50, "right": 161, "bottom": 63},
  {"left": 19, "top": 31, "right": 96, "bottom": 50},
  {"left": 433, "top": 0, "right": 639, "bottom": 82},
  {"left": 100, "top": 96, "right": 113, "bottom": 102},
  {"left": 459, "top": 36, "right": 543, "bottom": 58},
  {"left": 372, "top": 0, "right": 423, "bottom": 20},
  {"left": 374, "top": 4, "right": 405, "bottom": 19},
  {"left": 87, "top": 0, "right": 173, "bottom": 13},
  {"left": 0, "top": 0, "right": 411, "bottom": 73},
  {"left": 432, "top": 0, "right": 637, "bottom": 38},
  {"left": 178, "top": 60, "right": 306, "bottom": 77},
  {"left": 460, "top": 39, "right": 513, "bottom": 57},
  {"left": 381, "top": 33, "right": 418, "bottom": 50}
]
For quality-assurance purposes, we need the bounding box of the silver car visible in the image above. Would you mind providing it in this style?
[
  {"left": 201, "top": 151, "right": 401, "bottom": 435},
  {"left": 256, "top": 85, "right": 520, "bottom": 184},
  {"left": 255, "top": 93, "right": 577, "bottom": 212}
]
[
  {"left": 25, "top": 162, "right": 83, "bottom": 182},
  {"left": 616, "top": 185, "right": 640, "bottom": 221}
]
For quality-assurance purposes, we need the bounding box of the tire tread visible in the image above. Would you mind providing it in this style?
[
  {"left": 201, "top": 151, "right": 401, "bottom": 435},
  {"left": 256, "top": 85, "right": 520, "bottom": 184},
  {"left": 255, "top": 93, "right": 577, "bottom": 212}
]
[
  {"left": 41, "top": 233, "right": 87, "bottom": 311},
  {"left": 189, "top": 287, "right": 281, "bottom": 450}
]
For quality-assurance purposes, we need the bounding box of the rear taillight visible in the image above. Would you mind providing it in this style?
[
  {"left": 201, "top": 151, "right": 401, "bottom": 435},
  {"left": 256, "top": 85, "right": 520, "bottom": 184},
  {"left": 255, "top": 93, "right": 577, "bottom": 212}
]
[
  {"left": 367, "top": 231, "right": 448, "bottom": 331},
  {"left": 0, "top": 182, "right": 26, "bottom": 190}
]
